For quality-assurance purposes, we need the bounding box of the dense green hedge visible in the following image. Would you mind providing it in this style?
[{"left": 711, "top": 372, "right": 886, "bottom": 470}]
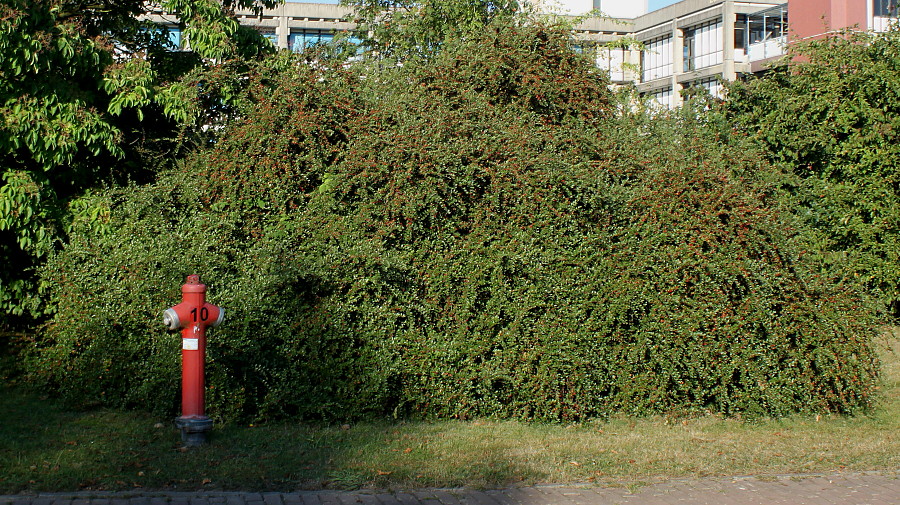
[
  {"left": 725, "top": 28, "right": 900, "bottom": 319},
  {"left": 25, "top": 19, "right": 880, "bottom": 421}
]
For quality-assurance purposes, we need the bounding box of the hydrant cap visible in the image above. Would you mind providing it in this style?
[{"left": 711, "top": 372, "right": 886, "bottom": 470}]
[{"left": 182, "top": 274, "right": 206, "bottom": 293}]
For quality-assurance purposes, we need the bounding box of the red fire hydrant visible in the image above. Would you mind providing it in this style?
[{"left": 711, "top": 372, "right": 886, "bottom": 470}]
[{"left": 162, "top": 275, "right": 224, "bottom": 446}]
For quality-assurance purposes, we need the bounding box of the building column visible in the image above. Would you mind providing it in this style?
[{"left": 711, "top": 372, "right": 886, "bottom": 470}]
[
  {"left": 672, "top": 20, "right": 683, "bottom": 108},
  {"left": 278, "top": 3, "right": 289, "bottom": 50},
  {"left": 722, "top": 0, "right": 736, "bottom": 81},
  {"left": 867, "top": 0, "right": 875, "bottom": 30}
]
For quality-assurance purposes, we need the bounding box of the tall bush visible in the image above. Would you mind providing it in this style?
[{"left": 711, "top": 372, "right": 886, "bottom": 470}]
[
  {"left": 725, "top": 28, "right": 900, "bottom": 318},
  {"left": 26, "top": 18, "right": 880, "bottom": 421}
]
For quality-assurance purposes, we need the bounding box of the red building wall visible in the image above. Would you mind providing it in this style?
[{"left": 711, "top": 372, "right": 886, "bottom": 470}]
[{"left": 788, "top": 0, "right": 869, "bottom": 41}]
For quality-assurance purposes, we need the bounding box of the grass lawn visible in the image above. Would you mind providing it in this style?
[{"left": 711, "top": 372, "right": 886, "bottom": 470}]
[{"left": 1, "top": 330, "right": 897, "bottom": 493}]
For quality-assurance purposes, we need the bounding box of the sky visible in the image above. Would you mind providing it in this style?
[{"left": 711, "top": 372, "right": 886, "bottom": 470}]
[{"left": 648, "top": 0, "right": 679, "bottom": 11}]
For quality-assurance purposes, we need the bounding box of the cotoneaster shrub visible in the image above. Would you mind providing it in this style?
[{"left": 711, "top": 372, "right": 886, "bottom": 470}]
[
  {"left": 26, "top": 17, "right": 880, "bottom": 422},
  {"left": 292, "top": 86, "right": 878, "bottom": 419},
  {"left": 725, "top": 28, "right": 900, "bottom": 319},
  {"left": 589, "top": 112, "right": 878, "bottom": 417}
]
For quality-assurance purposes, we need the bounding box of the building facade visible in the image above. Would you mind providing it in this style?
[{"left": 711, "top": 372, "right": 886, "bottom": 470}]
[
  {"left": 619, "top": 0, "right": 788, "bottom": 108},
  {"left": 148, "top": 0, "right": 898, "bottom": 108},
  {"left": 623, "top": 0, "right": 896, "bottom": 107}
]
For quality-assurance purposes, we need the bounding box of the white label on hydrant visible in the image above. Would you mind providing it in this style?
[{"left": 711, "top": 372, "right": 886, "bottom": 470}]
[{"left": 183, "top": 338, "right": 199, "bottom": 350}]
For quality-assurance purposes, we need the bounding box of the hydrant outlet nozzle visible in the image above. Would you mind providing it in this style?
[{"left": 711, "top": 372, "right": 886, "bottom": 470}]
[
  {"left": 162, "top": 308, "right": 180, "bottom": 331},
  {"left": 211, "top": 307, "right": 225, "bottom": 328}
]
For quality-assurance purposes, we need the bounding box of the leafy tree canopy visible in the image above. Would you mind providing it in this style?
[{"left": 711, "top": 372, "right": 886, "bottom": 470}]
[{"left": 0, "top": 0, "right": 280, "bottom": 320}]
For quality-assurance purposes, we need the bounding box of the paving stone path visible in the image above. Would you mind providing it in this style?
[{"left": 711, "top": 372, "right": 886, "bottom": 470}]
[{"left": 2, "top": 473, "right": 898, "bottom": 505}]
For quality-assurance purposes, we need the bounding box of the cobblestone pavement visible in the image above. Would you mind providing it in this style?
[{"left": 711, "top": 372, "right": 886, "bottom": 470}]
[{"left": 2, "top": 473, "right": 898, "bottom": 505}]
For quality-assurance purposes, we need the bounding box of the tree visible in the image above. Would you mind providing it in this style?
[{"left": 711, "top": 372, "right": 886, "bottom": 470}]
[
  {"left": 725, "top": 28, "right": 900, "bottom": 318},
  {"left": 0, "top": 0, "right": 279, "bottom": 320},
  {"left": 343, "top": 0, "right": 520, "bottom": 61}
]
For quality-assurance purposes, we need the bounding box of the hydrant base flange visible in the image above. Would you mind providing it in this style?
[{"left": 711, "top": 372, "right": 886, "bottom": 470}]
[{"left": 175, "top": 416, "right": 213, "bottom": 447}]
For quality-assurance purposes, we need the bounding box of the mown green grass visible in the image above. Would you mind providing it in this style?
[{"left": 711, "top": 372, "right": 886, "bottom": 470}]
[{"left": 1, "top": 331, "right": 897, "bottom": 493}]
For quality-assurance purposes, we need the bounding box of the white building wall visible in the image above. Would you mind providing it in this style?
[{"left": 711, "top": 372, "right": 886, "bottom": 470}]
[
  {"left": 534, "top": 0, "right": 649, "bottom": 17},
  {"left": 598, "top": 0, "right": 648, "bottom": 18},
  {"left": 532, "top": 0, "right": 594, "bottom": 15}
]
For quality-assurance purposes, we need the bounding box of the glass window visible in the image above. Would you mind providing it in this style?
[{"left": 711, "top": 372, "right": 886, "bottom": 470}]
[
  {"left": 687, "top": 77, "right": 723, "bottom": 99},
  {"left": 875, "top": 0, "right": 899, "bottom": 17},
  {"left": 748, "top": 15, "right": 765, "bottom": 44},
  {"left": 288, "top": 30, "right": 336, "bottom": 52},
  {"left": 682, "top": 20, "right": 722, "bottom": 72},
  {"left": 748, "top": 6, "right": 787, "bottom": 44},
  {"left": 259, "top": 30, "right": 277, "bottom": 46},
  {"left": 597, "top": 46, "right": 627, "bottom": 82},
  {"left": 167, "top": 27, "right": 182, "bottom": 49},
  {"left": 734, "top": 14, "right": 748, "bottom": 50},
  {"left": 648, "top": 86, "right": 674, "bottom": 109},
  {"left": 641, "top": 36, "right": 673, "bottom": 81},
  {"left": 765, "top": 14, "right": 782, "bottom": 39},
  {"left": 683, "top": 30, "right": 695, "bottom": 71},
  {"left": 746, "top": 5, "right": 788, "bottom": 61}
]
